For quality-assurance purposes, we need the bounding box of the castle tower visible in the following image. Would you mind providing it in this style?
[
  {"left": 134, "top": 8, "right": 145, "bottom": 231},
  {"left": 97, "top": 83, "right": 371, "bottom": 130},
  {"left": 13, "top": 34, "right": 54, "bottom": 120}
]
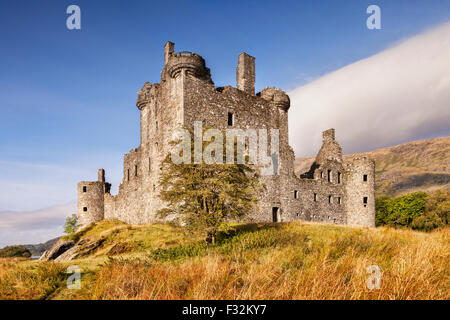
[
  {"left": 77, "top": 169, "right": 110, "bottom": 226},
  {"left": 344, "top": 157, "right": 376, "bottom": 227}
]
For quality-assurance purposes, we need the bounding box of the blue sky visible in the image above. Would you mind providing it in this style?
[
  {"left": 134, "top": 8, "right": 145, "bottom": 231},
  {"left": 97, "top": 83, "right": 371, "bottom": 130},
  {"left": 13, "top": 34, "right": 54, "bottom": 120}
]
[{"left": 0, "top": 0, "right": 449, "bottom": 246}]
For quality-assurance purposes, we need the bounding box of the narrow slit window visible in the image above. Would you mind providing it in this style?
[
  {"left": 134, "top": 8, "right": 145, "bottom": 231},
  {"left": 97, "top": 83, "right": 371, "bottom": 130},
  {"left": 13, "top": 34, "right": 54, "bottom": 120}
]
[
  {"left": 127, "top": 169, "right": 130, "bottom": 181},
  {"left": 327, "top": 169, "right": 332, "bottom": 182},
  {"left": 328, "top": 195, "right": 332, "bottom": 203},
  {"left": 338, "top": 172, "right": 341, "bottom": 184},
  {"left": 228, "top": 112, "right": 234, "bottom": 126},
  {"left": 83, "top": 186, "right": 87, "bottom": 192},
  {"left": 363, "top": 196, "right": 368, "bottom": 207},
  {"left": 337, "top": 197, "right": 342, "bottom": 204},
  {"left": 294, "top": 190, "right": 298, "bottom": 199},
  {"left": 363, "top": 174, "right": 368, "bottom": 182},
  {"left": 314, "top": 193, "right": 317, "bottom": 202},
  {"left": 135, "top": 165, "right": 138, "bottom": 177},
  {"left": 320, "top": 171, "right": 323, "bottom": 179}
]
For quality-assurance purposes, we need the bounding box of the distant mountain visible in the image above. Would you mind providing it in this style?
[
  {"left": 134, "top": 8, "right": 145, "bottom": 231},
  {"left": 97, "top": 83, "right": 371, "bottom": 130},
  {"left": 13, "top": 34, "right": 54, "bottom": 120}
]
[
  {"left": 295, "top": 136, "right": 450, "bottom": 198},
  {"left": 23, "top": 237, "right": 60, "bottom": 256}
]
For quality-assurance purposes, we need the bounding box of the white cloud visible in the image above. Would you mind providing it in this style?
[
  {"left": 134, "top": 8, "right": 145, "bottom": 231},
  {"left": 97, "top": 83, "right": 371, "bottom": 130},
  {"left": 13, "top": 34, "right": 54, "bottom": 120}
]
[
  {"left": 288, "top": 21, "right": 450, "bottom": 157},
  {"left": 0, "top": 203, "right": 75, "bottom": 248}
]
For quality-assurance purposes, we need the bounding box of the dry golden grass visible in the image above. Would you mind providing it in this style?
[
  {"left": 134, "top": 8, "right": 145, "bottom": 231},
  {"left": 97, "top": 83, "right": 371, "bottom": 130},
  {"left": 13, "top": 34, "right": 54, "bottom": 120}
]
[
  {"left": 88, "top": 223, "right": 449, "bottom": 300},
  {"left": 0, "top": 258, "right": 66, "bottom": 300},
  {"left": 1, "top": 222, "right": 448, "bottom": 300}
]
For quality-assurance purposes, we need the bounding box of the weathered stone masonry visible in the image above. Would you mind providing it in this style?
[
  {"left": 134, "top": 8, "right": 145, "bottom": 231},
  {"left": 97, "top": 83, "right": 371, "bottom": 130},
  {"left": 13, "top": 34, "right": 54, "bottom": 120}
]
[{"left": 77, "top": 42, "right": 375, "bottom": 228}]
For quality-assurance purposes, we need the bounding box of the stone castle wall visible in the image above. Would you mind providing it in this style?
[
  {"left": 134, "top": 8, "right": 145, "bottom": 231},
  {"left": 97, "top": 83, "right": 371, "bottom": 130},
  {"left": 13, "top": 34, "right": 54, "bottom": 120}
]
[{"left": 77, "top": 42, "right": 375, "bottom": 228}]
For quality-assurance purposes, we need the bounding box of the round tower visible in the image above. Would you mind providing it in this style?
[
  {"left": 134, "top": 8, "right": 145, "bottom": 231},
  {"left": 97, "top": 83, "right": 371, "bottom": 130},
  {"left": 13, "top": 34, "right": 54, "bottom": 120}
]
[
  {"left": 344, "top": 157, "right": 376, "bottom": 227},
  {"left": 165, "top": 49, "right": 212, "bottom": 82},
  {"left": 77, "top": 169, "right": 107, "bottom": 226}
]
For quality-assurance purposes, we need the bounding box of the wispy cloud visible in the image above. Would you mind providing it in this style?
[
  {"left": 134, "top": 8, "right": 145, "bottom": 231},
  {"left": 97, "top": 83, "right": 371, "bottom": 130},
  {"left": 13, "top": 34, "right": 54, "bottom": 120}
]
[
  {"left": 0, "top": 203, "right": 75, "bottom": 248},
  {"left": 288, "top": 21, "right": 450, "bottom": 156}
]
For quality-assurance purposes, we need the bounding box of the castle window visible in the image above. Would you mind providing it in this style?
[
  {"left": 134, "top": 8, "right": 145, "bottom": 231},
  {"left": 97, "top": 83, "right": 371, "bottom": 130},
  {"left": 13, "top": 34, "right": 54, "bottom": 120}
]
[
  {"left": 338, "top": 172, "right": 341, "bottom": 184},
  {"left": 337, "top": 197, "right": 342, "bottom": 204},
  {"left": 363, "top": 196, "right": 368, "bottom": 207},
  {"left": 363, "top": 174, "right": 368, "bottom": 182},
  {"left": 320, "top": 171, "right": 323, "bottom": 179},
  {"left": 314, "top": 193, "right": 317, "bottom": 202},
  {"left": 135, "top": 165, "right": 138, "bottom": 177},
  {"left": 328, "top": 195, "right": 332, "bottom": 203},
  {"left": 228, "top": 112, "right": 234, "bottom": 126},
  {"left": 127, "top": 169, "right": 130, "bottom": 181},
  {"left": 156, "top": 121, "right": 158, "bottom": 130},
  {"left": 83, "top": 186, "right": 87, "bottom": 192},
  {"left": 294, "top": 190, "right": 298, "bottom": 199},
  {"left": 327, "top": 169, "right": 332, "bottom": 182},
  {"left": 83, "top": 207, "right": 87, "bottom": 212}
]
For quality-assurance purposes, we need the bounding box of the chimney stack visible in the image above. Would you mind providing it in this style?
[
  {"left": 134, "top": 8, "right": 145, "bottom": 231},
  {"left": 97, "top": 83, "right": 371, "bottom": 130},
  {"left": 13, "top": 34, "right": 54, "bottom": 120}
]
[
  {"left": 98, "top": 168, "right": 105, "bottom": 182},
  {"left": 164, "top": 41, "right": 174, "bottom": 65},
  {"left": 236, "top": 52, "right": 255, "bottom": 95},
  {"left": 322, "top": 129, "right": 335, "bottom": 142}
]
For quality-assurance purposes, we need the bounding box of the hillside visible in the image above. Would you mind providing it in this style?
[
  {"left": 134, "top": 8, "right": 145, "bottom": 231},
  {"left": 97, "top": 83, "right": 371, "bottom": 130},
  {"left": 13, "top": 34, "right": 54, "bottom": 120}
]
[
  {"left": 24, "top": 237, "right": 60, "bottom": 256},
  {"left": 0, "top": 220, "right": 448, "bottom": 300},
  {"left": 295, "top": 136, "right": 450, "bottom": 197}
]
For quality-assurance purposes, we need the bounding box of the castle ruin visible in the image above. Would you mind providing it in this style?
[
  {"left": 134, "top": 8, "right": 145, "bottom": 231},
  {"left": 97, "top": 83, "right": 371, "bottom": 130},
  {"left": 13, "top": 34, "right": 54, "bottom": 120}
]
[{"left": 77, "top": 42, "right": 375, "bottom": 228}]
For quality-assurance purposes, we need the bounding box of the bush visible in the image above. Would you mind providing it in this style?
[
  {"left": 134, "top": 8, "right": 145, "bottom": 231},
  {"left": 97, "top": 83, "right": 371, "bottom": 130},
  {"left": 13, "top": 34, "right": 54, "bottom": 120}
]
[
  {"left": 0, "top": 245, "right": 32, "bottom": 258},
  {"left": 411, "top": 190, "right": 449, "bottom": 231},
  {"left": 376, "top": 190, "right": 449, "bottom": 231}
]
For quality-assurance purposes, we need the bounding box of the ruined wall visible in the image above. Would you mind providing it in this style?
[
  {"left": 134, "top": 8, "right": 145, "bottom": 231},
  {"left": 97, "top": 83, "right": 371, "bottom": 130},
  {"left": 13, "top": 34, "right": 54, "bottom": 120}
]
[{"left": 182, "top": 72, "right": 296, "bottom": 223}]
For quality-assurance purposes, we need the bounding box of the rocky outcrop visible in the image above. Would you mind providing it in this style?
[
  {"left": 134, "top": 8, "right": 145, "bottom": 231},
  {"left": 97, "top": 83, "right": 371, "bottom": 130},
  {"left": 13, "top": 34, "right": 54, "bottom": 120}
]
[
  {"left": 54, "top": 238, "right": 105, "bottom": 262},
  {"left": 39, "top": 239, "right": 74, "bottom": 261},
  {"left": 39, "top": 237, "right": 105, "bottom": 262}
]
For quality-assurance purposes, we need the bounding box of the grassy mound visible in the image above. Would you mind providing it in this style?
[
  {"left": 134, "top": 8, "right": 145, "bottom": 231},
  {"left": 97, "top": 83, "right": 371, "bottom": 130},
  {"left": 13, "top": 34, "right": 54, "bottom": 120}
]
[{"left": 1, "top": 220, "right": 448, "bottom": 300}]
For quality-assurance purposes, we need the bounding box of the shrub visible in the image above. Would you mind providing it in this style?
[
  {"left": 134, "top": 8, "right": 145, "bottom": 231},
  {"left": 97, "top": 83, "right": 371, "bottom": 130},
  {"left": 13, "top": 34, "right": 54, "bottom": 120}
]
[
  {"left": 376, "top": 190, "right": 449, "bottom": 231},
  {"left": 411, "top": 190, "right": 449, "bottom": 231},
  {"left": 0, "top": 245, "right": 31, "bottom": 258}
]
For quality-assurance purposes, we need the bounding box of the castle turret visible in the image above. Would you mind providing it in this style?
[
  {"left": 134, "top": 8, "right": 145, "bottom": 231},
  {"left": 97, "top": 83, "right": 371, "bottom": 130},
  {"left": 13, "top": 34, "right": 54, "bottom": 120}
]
[
  {"left": 163, "top": 42, "right": 212, "bottom": 83},
  {"left": 344, "top": 157, "right": 376, "bottom": 227},
  {"left": 77, "top": 169, "right": 110, "bottom": 226}
]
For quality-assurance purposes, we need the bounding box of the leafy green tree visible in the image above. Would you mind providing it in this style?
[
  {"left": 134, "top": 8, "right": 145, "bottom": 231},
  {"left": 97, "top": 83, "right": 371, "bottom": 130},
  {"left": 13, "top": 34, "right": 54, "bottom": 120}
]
[
  {"left": 64, "top": 214, "right": 78, "bottom": 235},
  {"left": 385, "top": 192, "right": 427, "bottom": 227},
  {"left": 158, "top": 128, "right": 263, "bottom": 244}
]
